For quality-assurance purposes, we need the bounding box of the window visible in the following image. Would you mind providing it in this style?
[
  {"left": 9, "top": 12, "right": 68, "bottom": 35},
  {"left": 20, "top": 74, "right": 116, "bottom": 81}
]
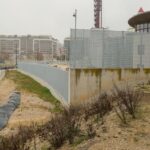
[
  {"left": 144, "top": 23, "right": 147, "bottom": 29},
  {"left": 137, "top": 25, "right": 140, "bottom": 30},
  {"left": 136, "top": 23, "right": 150, "bottom": 32}
]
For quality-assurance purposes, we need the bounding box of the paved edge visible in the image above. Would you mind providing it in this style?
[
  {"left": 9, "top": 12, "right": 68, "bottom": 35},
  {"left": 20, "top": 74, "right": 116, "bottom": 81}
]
[{"left": 17, "top": 69, "right": 69, "bottom": 107}]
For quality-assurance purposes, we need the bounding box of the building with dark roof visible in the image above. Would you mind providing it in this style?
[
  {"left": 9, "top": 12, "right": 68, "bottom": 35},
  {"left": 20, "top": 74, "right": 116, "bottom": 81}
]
[{"left": 128, "top": 8, "right": 150, "bottom": 32}]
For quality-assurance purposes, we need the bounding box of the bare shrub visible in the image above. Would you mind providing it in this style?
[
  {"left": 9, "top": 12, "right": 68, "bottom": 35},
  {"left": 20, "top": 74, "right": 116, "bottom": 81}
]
[
  {"left": 112, "top": 84, "right": 144, "bottom": 123},
  {"left": 49, "top": 115, "right": 67, "bottom": 148},
  {"left": 63, "top": 106, "right": 82, "bottom": 144},
  {"left": 38, "top": 106, "right": 81, "bottom": 149},
  {"left": 84, "top": 93, "right": 113, "bottom": 123},
  {"left": 0, "top": 95, "right": 113, "bottom": 149},
  {"left": 147, "top": 80, "right": 150, "bottom": 85},
  {"left": 86, "top": 123, "right": 96, "bottom": 139},
  {"left": 0, "top": 125, "right": 37, "bottom": 150},
  {"left": 113, "top": 97, "right": 127, "bottom": 124}
]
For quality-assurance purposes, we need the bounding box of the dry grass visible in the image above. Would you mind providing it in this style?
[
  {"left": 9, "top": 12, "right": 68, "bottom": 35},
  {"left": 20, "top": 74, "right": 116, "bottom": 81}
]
[
  {"left": 59, "top": 99, "right": 150, "bottom": 150},
  {"left": 5, "top": 70, "right": 61, "bottom": 111},
  {"left": 1, "top": 92, "right": 150, "bottom": 150},
  {"left": 87, "top": 102, "right": 150, "bottom": 150},
  {"left": 0, "top": 72, "right": 150, "bottom": 150},
  {"left": 0, "top": 70, "right": 59, "bottom": 137},
  {"left": 0, "top": 79, "right": 16, "bottom": 105}
]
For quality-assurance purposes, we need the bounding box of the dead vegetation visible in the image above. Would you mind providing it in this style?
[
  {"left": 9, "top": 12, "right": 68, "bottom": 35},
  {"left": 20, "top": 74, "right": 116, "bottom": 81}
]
[
  {"left": 0, "top": 91, "right": 114, "bottom": 149},
  {"left": 0, "top": 75, "right": 149, "bottom": 149},
  {"left": 112, "top": 84, "right": 144, "bottom": 124}
]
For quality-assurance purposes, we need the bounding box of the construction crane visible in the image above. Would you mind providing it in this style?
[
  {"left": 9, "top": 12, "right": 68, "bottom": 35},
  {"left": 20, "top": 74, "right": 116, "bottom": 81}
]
[{"left": 94, "top": 0, "right": 102, "bottom": 28}]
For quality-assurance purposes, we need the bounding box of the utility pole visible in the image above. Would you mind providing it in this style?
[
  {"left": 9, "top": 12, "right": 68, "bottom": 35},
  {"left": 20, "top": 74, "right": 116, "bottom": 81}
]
[{"left": 73, "top": 9, "right": 77, "bottom": 39}]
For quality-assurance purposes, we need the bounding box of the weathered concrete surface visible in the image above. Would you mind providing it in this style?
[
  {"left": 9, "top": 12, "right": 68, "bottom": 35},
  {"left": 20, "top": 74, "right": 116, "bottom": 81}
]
[
  {"left": 18, "top": 62, "right": 69, "bottom": 104},
  {"left": 17, "top": 62, "right": 150, "bottom": 105},
  {"left": 70, "top": 69, "right": 101, "bottom": 105},
  {"left": 70, "top": 68, "right": 150, "bottom": 105}
]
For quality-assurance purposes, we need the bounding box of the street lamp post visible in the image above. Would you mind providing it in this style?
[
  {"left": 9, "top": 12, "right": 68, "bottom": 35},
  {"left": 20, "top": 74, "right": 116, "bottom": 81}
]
[{"left": 73, "top": 9, "right": 77, "bottom": 39}]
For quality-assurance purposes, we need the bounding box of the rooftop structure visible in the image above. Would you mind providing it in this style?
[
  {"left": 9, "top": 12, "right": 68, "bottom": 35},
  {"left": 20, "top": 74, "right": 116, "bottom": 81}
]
[{"left": 128, "top": 8, "right": 150, "bottom": 32}]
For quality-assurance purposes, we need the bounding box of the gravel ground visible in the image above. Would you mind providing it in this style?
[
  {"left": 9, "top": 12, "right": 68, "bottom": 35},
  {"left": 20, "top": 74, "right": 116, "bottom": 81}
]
[{"left": 59, "top": 96, "right": 150, "bottom": 150}]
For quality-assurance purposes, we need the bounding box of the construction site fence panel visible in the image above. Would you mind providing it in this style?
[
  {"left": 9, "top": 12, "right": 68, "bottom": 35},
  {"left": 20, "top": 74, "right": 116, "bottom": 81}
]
[{"left": 70, "top": 29, "right": 150, "bottom": 68}]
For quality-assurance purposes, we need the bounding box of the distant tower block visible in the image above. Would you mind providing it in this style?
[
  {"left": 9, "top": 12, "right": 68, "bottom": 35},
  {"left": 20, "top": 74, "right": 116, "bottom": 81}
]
[{"left": 94, "top": 0, "right": 102, "bottom": 28}]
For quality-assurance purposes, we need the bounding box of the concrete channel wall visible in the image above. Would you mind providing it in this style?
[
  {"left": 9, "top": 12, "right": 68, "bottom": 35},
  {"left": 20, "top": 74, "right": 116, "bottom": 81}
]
[
  {"left": 18, "top": 62, "right": 69, "bottom": 104},
  {"left": 70, "top": 68, "right": 150, "bottom": 105},
  {"left": 18, "top": 62, "right": 150, "bottom": 105}
]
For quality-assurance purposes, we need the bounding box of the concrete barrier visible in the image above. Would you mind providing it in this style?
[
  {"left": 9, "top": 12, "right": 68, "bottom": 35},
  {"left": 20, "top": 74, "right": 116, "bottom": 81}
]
[
  {"left": 70, "top": 68, "right": 150, "bottom": 105},
  {"left": 18, "top": 62, "right": 69, "bottom": 104},
  {"left": 18, "top": 62, "right": 150, "bottom": 105}
]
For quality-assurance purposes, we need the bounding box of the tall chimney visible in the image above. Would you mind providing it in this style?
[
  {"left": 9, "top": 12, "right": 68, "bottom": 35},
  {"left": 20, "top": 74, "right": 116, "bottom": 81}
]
[{"left": 94, "top": 0, "right": 102, "bottom": 28}]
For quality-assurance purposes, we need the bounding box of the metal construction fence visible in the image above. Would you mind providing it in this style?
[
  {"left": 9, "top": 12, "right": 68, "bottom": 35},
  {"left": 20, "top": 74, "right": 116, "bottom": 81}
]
[
  {"left": 70, "top": 29, "right": 150, "bottom": 68},
  {"left": 18, "top": 62, "right": 69, "bottom": 103}
]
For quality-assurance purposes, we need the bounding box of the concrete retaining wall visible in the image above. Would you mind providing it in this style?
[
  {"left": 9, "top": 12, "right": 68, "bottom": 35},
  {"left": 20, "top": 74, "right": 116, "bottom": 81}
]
[
  {"left": 70, "top": 68, "right": 150, "bottom": 105},
  {"left": 18, "top": 62, "right": 150, "bottom": 105},
  {"left": 70, "top": 69, "right": 101, "bottom": 105}
]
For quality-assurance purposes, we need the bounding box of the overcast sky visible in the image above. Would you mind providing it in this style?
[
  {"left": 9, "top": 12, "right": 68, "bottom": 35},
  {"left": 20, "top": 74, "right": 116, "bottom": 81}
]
[{"left": 0, "top": 0, "right": 149, "bottom": 42}]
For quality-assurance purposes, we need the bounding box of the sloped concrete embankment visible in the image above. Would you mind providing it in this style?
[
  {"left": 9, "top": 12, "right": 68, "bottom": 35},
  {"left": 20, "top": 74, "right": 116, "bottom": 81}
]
[
  {"left": 18, "top": 62, "right": 69, "bottom": 105},
  {"left": 0, "top": 92, "right": 21, "bottom": 130}
]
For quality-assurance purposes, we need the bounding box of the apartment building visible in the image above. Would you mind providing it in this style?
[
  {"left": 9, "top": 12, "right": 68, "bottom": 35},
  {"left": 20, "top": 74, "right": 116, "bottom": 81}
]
[{"left": 0, "top": 35, "right": 60, "bottom": 60}]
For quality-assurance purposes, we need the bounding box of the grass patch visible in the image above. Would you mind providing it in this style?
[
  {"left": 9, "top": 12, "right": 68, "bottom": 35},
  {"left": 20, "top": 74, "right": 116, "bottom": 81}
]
[
  {"left": 5, "top": 70, "right": 61, "bottom": 112},
  {"left": 72, "top": 134, "right": 88, "bottom": 147}
]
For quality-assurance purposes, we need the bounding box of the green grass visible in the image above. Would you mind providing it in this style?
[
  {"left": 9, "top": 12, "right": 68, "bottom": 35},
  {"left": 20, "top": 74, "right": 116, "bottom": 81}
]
[
  {"left": 0, "top": 63, "right": 15, "bottom": 68},
  {"left": 71, "top": 134, "right": 88, "bottom": 147},
  {"left": 5, "top": 70, "right": 61, "bottom": 112}
]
